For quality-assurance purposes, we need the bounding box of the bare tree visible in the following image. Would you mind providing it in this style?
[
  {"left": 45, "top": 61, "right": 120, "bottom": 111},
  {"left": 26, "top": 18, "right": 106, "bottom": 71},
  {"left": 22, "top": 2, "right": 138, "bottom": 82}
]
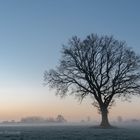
[
  {"left": 44, "top": 34, "right": 140, "bottom": 128},
  {"left": 56, "top": 115, "right": 67, "bottom": 123}
]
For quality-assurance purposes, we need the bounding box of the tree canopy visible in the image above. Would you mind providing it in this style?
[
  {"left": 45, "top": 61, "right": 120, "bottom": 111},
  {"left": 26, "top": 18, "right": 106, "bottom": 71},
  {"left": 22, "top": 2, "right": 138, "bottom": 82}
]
[{"left": 44, "top": 34, "right": 140, "bottom": 127}]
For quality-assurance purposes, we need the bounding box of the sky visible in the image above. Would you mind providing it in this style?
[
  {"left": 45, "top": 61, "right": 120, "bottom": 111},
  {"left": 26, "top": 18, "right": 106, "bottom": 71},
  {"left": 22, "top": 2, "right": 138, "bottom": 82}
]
[{"left": 0, "top": 0, "right": 140, "bottom": 122}]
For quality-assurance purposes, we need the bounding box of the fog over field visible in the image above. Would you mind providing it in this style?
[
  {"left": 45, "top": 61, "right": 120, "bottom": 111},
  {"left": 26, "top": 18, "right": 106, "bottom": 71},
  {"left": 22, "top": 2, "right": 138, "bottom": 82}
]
[
  {"left": 0, "top": 116, "right": 139, "bottom": 140},
  {"left": 0, "top": 0, "right": 140, "bottom": 139},
  {"left": 0, "top": 124, "right": 140, "bottom": 140}
]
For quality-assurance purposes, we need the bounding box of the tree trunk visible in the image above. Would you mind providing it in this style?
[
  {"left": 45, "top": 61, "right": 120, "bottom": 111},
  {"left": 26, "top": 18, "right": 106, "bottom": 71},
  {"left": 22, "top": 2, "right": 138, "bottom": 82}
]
[{"left": 100, "top": 107, "right": 111, "bottom": 128}]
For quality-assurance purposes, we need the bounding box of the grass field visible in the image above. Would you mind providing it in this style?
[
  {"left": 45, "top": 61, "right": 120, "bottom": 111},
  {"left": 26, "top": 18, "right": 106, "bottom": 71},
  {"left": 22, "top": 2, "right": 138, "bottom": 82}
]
[{"left": 0, "top": 124, "right": 140, "bottom": 140}]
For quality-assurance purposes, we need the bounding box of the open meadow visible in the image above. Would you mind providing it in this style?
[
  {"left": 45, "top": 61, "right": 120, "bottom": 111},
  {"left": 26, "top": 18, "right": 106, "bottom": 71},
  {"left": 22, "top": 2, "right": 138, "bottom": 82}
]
[{"left": 0, "top": 124, "right": 140, "bottom": 140}]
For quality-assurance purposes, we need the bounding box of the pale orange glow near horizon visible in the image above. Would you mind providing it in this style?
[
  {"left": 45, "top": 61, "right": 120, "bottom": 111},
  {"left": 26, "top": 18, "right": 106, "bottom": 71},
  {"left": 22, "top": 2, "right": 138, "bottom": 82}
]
[
  {"left": 0, "top": 86, "right": 139, "bottom": 122},
  {"left": 0, "top": 0, "right": 139, "bottom": 128}
]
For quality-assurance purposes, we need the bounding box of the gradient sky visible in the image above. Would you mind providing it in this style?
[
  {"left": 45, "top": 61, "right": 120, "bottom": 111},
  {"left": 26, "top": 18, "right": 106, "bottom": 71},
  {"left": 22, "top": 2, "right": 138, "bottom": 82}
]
[{"left": 0, "top": 0, "right": 140, "bottom": 122}]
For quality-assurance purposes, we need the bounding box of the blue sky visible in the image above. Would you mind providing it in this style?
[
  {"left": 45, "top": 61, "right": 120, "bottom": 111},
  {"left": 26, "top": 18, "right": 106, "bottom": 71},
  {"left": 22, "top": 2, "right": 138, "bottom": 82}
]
[{"left": 0, "top": 0, "right": 140, "bottom": 121}]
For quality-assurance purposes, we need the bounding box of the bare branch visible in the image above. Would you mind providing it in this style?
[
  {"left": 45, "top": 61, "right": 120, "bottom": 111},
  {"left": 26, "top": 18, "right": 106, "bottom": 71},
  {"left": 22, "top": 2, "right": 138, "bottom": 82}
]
[{"left": 44, "top": 34, "right": 140, "bottom": 113}]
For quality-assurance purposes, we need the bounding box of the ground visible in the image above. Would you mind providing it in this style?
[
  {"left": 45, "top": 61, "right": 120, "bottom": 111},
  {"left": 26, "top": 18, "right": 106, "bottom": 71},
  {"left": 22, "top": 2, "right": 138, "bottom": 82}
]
[{"left": 0, "top": 124, "right": 140, "bottom": 140}]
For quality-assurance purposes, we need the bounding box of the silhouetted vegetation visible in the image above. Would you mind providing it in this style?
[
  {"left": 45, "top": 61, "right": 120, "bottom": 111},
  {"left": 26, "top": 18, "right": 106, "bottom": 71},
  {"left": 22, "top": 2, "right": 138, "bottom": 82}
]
[
  {"left": 1, "top": 115, "right": 67, "bottom": 124},
  {"left": 20, "top": 115, "right": 67, "bottom": 123},
  {"left": 44, "top": 34, "right": 140, "bottom": 128}
]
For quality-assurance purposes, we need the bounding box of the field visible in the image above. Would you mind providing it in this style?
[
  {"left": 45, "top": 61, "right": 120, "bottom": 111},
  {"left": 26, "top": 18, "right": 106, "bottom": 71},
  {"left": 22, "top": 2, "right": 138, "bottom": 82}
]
[{"left": 0, "top": 124, "right": 140, "bottom": 140}]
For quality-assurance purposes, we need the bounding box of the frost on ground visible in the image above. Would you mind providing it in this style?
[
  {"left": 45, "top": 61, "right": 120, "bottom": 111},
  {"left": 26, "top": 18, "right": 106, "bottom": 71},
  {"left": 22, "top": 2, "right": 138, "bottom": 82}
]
[{"left": 0, "top": 125, "right": 140, "bottom": 140}]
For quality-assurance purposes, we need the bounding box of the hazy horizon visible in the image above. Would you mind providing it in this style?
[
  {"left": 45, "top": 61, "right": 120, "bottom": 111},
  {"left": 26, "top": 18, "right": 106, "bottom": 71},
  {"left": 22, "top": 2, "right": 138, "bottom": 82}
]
[{"left": 0, "top": 0, "right": 140, "bottom": 122}]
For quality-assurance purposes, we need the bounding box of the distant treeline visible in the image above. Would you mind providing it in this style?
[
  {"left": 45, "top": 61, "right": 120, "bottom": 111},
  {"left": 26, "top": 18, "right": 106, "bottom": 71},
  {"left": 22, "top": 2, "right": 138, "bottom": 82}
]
[{"left": 1, "top": 115, "right": 67, "bottom": 124}]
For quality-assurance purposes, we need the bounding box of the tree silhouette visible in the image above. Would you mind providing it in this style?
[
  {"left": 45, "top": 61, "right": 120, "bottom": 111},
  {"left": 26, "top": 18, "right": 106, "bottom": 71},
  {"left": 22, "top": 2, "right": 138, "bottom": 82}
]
[
  {"left": 56, "top": 115, "right": 67, "bottom": 123},
  {"left": 44, "top": 34, "right": 140, "bottom": 128}
]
